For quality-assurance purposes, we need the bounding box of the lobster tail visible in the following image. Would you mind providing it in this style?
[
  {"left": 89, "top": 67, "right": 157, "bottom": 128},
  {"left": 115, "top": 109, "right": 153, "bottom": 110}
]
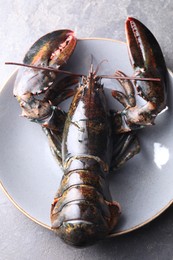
[
  {"left": 51, "top": 168, "right": 120, "bottom": 247},
  {"left": 51, "top": 201, "right": 110, "bottom": 247}
]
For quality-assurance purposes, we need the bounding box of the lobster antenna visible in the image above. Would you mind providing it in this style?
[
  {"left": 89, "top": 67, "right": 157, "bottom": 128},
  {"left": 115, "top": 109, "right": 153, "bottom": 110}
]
[
  {"left": 98, "top": 74, "right": 161, "bottom": 82},
  {"left": 5, "top": 62, "right": 161, "bottom": 82},
  {"left": 5, "top": 62, "right": 84, "bottom": 77},
  {"left": 89, "top": 55, "right": 108, "bottom": 75},
  {"left": 90, "top": 54, "right": 94, "bottom": 74},
  {"left": 95, "top": 59, "right": 108, "bottom": 75}
]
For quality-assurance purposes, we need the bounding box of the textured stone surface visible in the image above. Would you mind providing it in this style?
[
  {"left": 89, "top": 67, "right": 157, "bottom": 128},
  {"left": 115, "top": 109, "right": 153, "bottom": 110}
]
[{"left": 1, "top": 0, "right": 173, "bottom": 259}]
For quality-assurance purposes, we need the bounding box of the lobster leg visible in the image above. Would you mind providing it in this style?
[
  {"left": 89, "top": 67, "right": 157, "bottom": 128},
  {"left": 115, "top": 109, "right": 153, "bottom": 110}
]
[
  {"left": 41, "top": 75, "right": 79, "bottom": 165},
  {"left": 42, "top": 75, "right": 79, "bottom": 130},
  {"left": 110, "top": 132, "right": 140, "bottom": 171},
  {"left": 41, "top": 76, "right": 80, "bottom": 165},
  {"left": 111, "top": 70, "right": 137, "bottom": 132},
  {"left": 43, "top": 128, "right": 63, "bottom": 167},
  {"left": 44, "top": 75, "right": 79, "bottom": 106},
  {"left": 112, "top": 70, "right": 136, "bottom": 108},
  {"left": 112, "top": 17, "right": 167, "bottom": 133}
]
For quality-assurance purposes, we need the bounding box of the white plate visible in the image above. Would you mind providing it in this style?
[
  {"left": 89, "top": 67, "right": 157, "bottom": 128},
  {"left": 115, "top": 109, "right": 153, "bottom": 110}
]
[{"left": 0, "top": 38, "right": 173, "bottom": 236}]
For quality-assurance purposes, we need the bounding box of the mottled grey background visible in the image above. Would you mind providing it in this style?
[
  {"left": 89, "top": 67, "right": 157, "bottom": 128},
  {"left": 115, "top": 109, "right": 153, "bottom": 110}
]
[{"left": 1, "top": 0, "right": 173, "bottom": 259}]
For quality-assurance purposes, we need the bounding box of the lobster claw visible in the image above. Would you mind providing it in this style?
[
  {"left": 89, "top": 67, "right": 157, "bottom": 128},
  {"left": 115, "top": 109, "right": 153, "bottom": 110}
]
[
  {"left": 13, "top": 30, "right": 77, "bottom": 125},
  {"left": 14, "top": 30, "right": 76, "bottom": 97},
  {"left": 112, "top": 17, "right": 168, "bottom": 132},
  {"left": 23, "top": 30, "right": 76, "bottom": 67},
  {"left": 125, "top": 17, "right": 167, "bottom": 113}
]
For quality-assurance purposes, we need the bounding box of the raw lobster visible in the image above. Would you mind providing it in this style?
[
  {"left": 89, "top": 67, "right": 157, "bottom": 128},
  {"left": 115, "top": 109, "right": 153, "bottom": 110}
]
[{"left": 9, "top": 17, "right": 167, "bottom": 246}]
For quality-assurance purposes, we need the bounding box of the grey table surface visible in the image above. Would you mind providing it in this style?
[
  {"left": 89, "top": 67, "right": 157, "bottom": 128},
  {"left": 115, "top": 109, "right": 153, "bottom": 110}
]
[{"left": 1, "top": 0, "right": 173, "bottom": 259}]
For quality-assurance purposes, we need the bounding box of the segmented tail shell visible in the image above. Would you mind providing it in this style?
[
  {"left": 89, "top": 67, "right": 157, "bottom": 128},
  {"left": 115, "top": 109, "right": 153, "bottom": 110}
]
[{"left": 51, "top": 167, "right": 120, "bottom": 247}]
